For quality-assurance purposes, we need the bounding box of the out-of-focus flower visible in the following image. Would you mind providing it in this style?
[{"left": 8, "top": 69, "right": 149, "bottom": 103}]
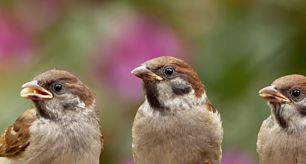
[
  {"left": 0, "top": 11, "right": 33, "bottom": 69},
  {"left": 222, "top": 151, "right": 255, "bottom": 164},
  {"left": 94, "top": 16, "right": 186, "bottom": 101},
  {"left": 121, "top": 158, "right": 134, "bottom": 164},
  {"left": 0, "top": 0, "right": 62, "bottom": 70},
  {"left": 14, "top": 0, "right": 61, "bottom": 34}
]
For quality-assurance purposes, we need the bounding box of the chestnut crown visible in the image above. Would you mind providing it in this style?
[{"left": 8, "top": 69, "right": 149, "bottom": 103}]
[{"left": 272, "top": 74, "right": 306, "bottom": 103}]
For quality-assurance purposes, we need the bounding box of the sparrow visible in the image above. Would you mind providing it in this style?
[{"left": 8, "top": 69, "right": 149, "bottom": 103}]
[
  {"left": 0, "top": 69, "right": 103, "bottom": 164},
  {"left": 131, "top": 56, "right": 223, "bottom": 164},
  {"left": 257, "top": 74, "right": 306, "bottom": 164}
]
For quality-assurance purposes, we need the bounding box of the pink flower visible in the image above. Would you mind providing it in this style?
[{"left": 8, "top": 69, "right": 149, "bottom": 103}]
[
  {"left": 0, "top": 11, "right": 33, "bottom": 68},
  {"left": 13, "top": 0, "right": 61, "bottom": 34},
  {"left": 222, "top": 151, "right": 255, "bottom": 164},
  {"left": 94, "top": 16, "right": 186, "bottom": 101},
  {"left": 121, "top": 158, "right": 134, "bottom": 164}
]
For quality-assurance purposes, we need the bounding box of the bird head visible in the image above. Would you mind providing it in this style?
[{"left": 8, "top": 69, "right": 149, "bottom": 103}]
[
  {"left": 131, "top": 56, "right": 206, "bottom": 111},
  {"left": 259, "top": 74, "right": 306, "bottom": 129},
  {"left": 20, "top": 69, "right": 95, "bottom": 119}
]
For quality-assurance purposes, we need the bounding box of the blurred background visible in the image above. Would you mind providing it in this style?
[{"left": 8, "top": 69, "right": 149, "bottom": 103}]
[{"left": 0, "top": 0, "right": 306, "bottom": 163}]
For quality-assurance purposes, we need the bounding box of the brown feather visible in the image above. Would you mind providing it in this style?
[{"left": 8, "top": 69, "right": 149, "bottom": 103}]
[
  {"left": 272, "top": 74, "right": 306, "bottom": 92},
  {"left": 206, "top": 100, "right": 217, "bottom": 113},
  {"left": 0, "top": 109, "right": 35, "bottom": 157},
  {"left": 144, "top": 56, "right": 205, "bottom": 98},
  {"left": 34, "top": 69, "right": 95, "bottom": 108}
]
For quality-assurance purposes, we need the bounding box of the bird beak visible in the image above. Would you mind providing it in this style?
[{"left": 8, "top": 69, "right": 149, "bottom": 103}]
[
  {"left": 259, "top": 85, "right": 290, "bottom": 103},
  {"left": 131, "top": 65, "right": 163, "bottom": 81},
  {"left": 20, "top": 80, "right": 53, "bottom": 100}
]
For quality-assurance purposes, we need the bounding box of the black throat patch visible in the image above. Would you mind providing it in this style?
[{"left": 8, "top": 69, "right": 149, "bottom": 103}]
[
  {"left": 34, "top": 101, "right": 56, "bottom": 120},
  {"left": 144, "top": 81, "right": 166, "bottom": 111},
  {"left": 272, "top": 103, "right": 288, "bottom": 129}
]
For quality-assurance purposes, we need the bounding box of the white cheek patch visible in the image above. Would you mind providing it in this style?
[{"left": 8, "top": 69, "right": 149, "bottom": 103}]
[
  {"left": 276, "top": 100, "right": 306, "bottom": 130},
  {"left": 77, "top": 101, "right": 86, "bottom": 108},
  {"left": 65, "top": 94, "right": 86, "bottom": 109},
  {"left": 156, "top": 82, "right": 173, "bottom": 100},
  {"left": 297, "top": 98, "right": 306, "bottom": 107},
  {"left": 156, "top": 77, "right": 190, "bottom": 100},
  {"left": 73, "top": 96, "right": 86, "bottom": 108},
  {"left": 154, "top": 77, "right": 205, "bottom": 111}
]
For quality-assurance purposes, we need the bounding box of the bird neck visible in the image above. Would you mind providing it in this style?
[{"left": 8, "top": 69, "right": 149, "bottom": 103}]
[{"left": 33, "top": 100, "right": 57, "bottom": 119}]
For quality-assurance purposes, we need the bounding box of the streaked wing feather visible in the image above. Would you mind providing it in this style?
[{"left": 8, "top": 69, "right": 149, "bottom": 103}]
[{"left": 0, "top": 109, "right": 35, "bottom": 157}]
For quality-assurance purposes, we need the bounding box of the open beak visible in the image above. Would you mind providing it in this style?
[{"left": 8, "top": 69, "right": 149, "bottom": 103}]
[
  {"left": 20, "top": 80, "right": 53, "bottom": 100},
  {"left": 259, "top": 85, "right": 290, "bottom": 104},
  {"left": 131, "top": 65, "right": 163, "bottom": 81}
]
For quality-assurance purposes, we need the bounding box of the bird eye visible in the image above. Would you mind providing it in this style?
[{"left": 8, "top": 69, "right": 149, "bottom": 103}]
[
  {"left": 291, "top": 89, "right": 301, "bottom": 97},
  {"left": 164, "top": 67, "right": 174, "bottom": 76},
  {"left": 51, "top": 83, "right": 64, "bottom": 93}
]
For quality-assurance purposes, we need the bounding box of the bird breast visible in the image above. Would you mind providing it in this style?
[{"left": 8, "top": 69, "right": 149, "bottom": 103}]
[
  {"left": 17, "top": 110, "right": 101, "bottom": 164},
  {"left": 132, "top": 102, "right": 222, "bottom": 164},
  {"left": 258, "top": 116, "right": 306, "bottom": 164}
]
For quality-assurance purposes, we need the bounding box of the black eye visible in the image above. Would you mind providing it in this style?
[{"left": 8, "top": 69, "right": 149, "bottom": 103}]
[
  {"left": 291, "top": 89, "right": 301, "bottom": 97},
  {"left": 164, "top": 67, "right": 174, "bottom": 76},
  {"left": 51, "top": 83, "right": 64, "bottom": 93}
]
